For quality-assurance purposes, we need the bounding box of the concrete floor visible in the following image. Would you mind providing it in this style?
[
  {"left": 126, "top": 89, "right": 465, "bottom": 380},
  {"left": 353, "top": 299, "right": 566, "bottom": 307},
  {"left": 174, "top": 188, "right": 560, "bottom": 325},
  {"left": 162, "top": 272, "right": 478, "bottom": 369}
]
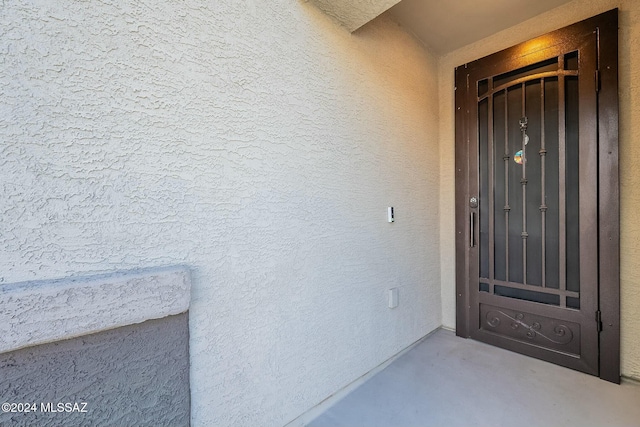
[{"left": 308, "top": 329, "right": 640, "bottom": 427}]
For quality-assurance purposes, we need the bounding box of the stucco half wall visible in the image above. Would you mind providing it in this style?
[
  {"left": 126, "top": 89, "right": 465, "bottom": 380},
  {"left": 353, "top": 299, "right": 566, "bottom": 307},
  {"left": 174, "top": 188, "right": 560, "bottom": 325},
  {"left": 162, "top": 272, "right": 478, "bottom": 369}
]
[
  {"left": 0, "top": 267, "right": 191, "bottom": 426},
  {"left": 439, "top": 0, "right": 640, "bottom": 380}
]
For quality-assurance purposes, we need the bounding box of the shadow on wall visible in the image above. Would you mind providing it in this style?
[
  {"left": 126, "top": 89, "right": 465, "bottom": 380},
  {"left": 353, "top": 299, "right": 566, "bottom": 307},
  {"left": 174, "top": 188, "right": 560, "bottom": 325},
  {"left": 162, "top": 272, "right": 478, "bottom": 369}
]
[{"left": 0, "top": 315, "right": 190, "bottom": 427}]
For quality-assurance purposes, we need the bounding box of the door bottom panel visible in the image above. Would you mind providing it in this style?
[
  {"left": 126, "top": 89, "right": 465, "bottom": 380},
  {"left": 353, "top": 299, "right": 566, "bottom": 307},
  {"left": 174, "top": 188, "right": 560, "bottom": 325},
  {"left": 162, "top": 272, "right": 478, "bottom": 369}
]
[{"left": 479, "top": 303, "right": 581, "bottom": 355}]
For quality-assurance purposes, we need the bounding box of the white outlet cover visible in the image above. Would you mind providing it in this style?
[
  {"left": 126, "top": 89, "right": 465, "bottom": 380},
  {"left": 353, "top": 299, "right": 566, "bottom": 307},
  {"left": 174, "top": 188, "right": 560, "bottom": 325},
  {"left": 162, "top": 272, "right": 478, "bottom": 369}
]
[{"left": 388, "top": 288, "right": 399, "bottom": 308}]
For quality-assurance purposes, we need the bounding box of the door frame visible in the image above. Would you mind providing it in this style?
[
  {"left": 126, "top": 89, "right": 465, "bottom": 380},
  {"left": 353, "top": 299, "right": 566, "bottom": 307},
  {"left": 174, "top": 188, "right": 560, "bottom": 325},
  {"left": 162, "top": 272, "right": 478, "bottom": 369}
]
[{"left": 454, "top": 9, "right": 620, "bottom": 383}]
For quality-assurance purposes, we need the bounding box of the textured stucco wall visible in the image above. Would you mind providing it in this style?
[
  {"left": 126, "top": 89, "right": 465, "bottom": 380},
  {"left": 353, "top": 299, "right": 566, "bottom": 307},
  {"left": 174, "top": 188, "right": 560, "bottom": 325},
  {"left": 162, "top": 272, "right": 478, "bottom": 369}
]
[
  {"left": 0, "top": 314, "right": 190, "bottom": 427},
  {"left": 438, "top": 0, "right": 640, "bottom": 380},
  {"left": 0, "top": 1, "right": 441, "bottom": 425}
]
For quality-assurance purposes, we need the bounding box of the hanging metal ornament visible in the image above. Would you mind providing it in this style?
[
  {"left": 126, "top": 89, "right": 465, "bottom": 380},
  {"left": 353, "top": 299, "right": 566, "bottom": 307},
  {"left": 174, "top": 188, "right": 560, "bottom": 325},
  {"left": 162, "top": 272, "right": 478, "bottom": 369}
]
[{"left": 514, "top": 116, "right": 528, "bottom": 164}]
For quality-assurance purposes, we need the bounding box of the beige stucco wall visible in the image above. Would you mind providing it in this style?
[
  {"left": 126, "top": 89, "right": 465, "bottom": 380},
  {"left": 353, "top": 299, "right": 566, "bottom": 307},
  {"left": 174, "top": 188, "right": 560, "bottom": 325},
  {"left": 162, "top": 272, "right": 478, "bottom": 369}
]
[
  {"left": 1, "top": 1, "right": 441, "bottom": 425},
  {"left": 439, "top": 0, "right": 640, "bottom": 380}
]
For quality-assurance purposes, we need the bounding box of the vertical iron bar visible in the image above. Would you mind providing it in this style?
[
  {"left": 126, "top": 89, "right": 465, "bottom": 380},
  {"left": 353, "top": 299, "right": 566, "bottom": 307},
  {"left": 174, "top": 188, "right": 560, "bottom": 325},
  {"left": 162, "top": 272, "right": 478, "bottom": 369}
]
[
  {"left": 558, "top": 56, "right": 567, "bottom": 305},
  {"left": 488, "top": 80, "right": 495, "bottom": 293},
  {"left": 504, "top": 89, "right": 510, "bottom": 282},
  {"left": 540, "top": 78, "right": 547, "bottom": 288},
  {"left": 521, "top": 84, "right": 528, "bottom": 286}
]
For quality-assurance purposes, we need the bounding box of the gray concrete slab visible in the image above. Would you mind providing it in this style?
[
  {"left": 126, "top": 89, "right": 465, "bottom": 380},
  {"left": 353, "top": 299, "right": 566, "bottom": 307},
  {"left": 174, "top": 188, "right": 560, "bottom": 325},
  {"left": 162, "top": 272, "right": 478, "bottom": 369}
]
[{"left": 308, "top": 329, "right": 640, "bottom": 427}]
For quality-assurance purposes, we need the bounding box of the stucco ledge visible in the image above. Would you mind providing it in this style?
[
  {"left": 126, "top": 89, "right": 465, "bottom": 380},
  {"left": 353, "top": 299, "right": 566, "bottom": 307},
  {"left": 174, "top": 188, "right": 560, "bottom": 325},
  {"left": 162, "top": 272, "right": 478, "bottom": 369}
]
[{"left": 0, "top": 266, "right": 191, "bottom": 354}]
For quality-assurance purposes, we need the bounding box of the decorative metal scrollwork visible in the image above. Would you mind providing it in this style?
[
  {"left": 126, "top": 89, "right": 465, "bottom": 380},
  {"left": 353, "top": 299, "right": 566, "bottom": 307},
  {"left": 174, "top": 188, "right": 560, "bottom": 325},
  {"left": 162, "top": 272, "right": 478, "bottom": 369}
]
[{"left": 485, "top": 310, "right": 574, "bottom": 345}]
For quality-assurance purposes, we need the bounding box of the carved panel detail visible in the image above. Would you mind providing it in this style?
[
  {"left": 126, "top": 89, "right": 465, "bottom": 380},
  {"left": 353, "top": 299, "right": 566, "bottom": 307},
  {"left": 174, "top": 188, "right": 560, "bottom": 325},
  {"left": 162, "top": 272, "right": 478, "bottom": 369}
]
[{"left": 480, "top": 304, "right": 580, "bottom": 355}]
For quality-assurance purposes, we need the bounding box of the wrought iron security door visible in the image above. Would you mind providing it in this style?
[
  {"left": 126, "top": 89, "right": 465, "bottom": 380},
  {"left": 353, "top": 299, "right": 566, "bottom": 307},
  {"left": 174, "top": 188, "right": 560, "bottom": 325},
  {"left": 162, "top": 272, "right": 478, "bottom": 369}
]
[{"left": 455, "top": 10, "right": 620, "bottom": 382}]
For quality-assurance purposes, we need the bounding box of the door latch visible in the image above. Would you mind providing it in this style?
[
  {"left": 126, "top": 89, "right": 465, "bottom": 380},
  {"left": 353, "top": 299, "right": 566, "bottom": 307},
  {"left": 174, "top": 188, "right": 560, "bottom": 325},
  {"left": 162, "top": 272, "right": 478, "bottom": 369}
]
[{"left": 596, "top": 310, "right": 603, "bottom": 332}]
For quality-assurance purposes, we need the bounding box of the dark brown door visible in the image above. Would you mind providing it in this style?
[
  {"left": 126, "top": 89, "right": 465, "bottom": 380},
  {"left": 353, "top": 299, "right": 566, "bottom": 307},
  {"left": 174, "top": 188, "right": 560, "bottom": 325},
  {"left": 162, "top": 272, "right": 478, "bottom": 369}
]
[{"left": 455, "top": 10, "right": 620, "bottom": 382}]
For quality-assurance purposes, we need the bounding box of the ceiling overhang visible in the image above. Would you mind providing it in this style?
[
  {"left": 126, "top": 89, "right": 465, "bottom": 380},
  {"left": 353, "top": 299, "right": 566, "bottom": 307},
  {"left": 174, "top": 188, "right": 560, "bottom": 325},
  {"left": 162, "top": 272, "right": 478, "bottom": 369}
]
[
  {"left": 308, "top": 0, "right": 573, "bottom": 55},
  {"left": 307, "top": 0, "right": 401, "bottom": 31},
  {"left": 387, "top": 0, "right": 573, "bottom": 54}
]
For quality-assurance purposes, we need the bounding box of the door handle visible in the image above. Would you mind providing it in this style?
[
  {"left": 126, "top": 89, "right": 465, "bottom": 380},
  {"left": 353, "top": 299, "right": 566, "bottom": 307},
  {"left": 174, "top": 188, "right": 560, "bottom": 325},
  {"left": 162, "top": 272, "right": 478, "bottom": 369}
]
[
  {"left": 469, "top": 196, "right": 478, "bottom": 248},
  {"left": 470, "top": 211, "right": 476, "bottom": 248}
]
